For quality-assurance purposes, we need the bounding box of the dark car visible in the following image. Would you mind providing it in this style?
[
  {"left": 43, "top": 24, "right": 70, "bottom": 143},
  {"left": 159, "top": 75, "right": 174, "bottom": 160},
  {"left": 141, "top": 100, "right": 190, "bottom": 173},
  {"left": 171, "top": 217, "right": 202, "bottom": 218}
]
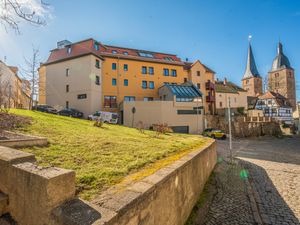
[
  {"left": 34, "top": 105, "right": 57, "bottom": 114},
  {"left": 57, "top": 108, "right": 84, "bottom": 118}
]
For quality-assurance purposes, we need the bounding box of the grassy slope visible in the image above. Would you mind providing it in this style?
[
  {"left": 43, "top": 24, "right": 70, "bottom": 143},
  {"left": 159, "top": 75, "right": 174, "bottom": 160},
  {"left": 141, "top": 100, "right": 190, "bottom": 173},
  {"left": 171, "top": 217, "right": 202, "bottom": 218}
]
[{"left": 10, "top": 109, "right": 208, "bottom": 199}]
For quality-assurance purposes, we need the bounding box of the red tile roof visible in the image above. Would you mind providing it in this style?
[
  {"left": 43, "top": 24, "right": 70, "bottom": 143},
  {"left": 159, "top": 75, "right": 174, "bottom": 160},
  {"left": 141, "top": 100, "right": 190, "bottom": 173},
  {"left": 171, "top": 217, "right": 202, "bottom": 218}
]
[
  {"left": 45, "top": 38, "right": 183, "bottom": 65},
  {"left": 46, "top": 39, "right": 103, "bottom": 64},
  {"left": 259, "top": 91, "right": 291, "bottom": 107},
  {"left": 183, "top": 61, "right": 215, "bottom": 73},
  {"left": 258, "top": 91, "right": 286, "bottom": 100}
]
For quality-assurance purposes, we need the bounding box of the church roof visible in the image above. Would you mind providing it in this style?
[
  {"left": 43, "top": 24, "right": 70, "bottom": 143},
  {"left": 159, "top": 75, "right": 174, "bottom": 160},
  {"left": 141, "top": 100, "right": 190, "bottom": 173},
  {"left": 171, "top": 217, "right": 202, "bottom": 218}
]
[
  {"left": 270, "top": 42, "right": 292, "bottom": 72},
  {"left": 243, "top": 43, "right": 261, "bottom": 79}
]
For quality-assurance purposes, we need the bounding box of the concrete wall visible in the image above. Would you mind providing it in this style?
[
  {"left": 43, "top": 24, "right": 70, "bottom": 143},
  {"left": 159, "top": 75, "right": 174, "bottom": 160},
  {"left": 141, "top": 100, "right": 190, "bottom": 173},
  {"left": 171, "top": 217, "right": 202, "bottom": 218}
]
[
  {"left": 123, "top": 100, "right": 204, "bottom": 134},
  {"left": 0, "top": 146, "right": 75, "bottom": 225},
  {"left": 54, "top": 139, "right": 217, "bottom": 225}
]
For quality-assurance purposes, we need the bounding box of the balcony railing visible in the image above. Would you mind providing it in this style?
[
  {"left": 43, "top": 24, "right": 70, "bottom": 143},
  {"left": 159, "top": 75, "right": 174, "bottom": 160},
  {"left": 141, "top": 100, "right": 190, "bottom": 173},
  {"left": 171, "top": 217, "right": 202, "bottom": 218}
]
[
  {"left": 205, "top": 81, "right": 215, "bottom": 90},
  {"left": 206, "top": 95, "right": 215, "bottom": 102}
]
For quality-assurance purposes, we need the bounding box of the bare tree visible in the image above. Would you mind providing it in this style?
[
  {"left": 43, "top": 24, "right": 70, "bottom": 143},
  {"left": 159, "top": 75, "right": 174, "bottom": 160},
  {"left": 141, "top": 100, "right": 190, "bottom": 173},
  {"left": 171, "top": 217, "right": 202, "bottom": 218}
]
[
  {"left": 22, "top": 47, "right": 39, "bottom": 109},
  {"left": 263, "top": 75, "right": 268, "bottom": 93},
  {"left": 0, "top": 0, "right": 50, "bottom": 33}
]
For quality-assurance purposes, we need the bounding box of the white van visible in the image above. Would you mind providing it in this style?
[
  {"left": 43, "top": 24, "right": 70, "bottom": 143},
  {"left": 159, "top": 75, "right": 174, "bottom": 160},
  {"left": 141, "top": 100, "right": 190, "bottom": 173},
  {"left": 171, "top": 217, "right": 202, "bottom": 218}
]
[{"left": 88, "top": 111, "right": 118, "bottom": 124}]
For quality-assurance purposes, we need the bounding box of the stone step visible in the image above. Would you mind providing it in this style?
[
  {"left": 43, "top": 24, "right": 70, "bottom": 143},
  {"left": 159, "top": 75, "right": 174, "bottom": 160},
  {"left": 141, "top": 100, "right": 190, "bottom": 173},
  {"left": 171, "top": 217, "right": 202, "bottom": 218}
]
[{"left": 0, "top": 192, "right": 8, "bottom": 216}]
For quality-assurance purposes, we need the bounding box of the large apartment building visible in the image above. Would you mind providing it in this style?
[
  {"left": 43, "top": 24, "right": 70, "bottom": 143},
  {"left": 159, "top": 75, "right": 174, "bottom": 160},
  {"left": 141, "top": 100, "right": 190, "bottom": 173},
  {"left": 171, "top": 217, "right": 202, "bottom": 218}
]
[
  {"left": 0, "top": 61, "right": 31, "bottom": 109},
  {"left": 39, "top": 38, "right": 216, "bottom": 117}
]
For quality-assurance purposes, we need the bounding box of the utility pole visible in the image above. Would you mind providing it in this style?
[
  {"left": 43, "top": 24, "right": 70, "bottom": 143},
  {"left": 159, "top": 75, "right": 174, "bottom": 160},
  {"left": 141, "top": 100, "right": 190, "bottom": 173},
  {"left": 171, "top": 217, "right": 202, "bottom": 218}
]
[
  {"left": 227, "top": 97, "right": 233, "bottom": 163},
  {"left": 196, "top": 97, "right": 199, "bottom": 134}
]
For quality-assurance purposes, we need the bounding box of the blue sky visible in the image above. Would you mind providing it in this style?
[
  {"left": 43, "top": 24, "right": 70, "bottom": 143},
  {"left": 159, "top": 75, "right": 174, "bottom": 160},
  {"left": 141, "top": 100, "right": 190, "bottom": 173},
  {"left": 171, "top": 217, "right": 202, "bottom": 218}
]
[{"left": 0, "top": 0, "right": 299, "bottom": 99}]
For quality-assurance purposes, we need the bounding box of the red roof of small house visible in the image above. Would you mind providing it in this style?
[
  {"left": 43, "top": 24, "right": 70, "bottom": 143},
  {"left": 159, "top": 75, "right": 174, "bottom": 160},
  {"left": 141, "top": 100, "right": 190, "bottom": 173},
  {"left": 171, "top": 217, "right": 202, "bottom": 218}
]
[
  {"left": 183, "top": 60, "right": 215, "bottom": 73},
  {"left": 258, "top": 91, "right": 291, "bottom": 107},
  {"left": 45, "top": 38, "right": 184, "bottom": 65},
  {"left": 258, "top": 91, "right": 286, "bottom": 100}
]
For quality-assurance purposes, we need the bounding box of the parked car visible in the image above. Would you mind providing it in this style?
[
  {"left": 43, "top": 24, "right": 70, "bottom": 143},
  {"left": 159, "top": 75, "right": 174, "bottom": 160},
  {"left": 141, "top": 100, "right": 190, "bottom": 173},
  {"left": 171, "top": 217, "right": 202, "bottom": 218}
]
[
  {"left": 34, "top": 105, "right": 57, "bottom": 114},
  {"left": 88, "top": 111, "right": 118, "bottom": 124},
  {"left": 57, "top": 108, "right": 83, "bottom": 118},
  {"left": 203, "top": 128, "right": 226, "bottom": 139},
  {"left": 87, "top": 111, "right": 101, "bottom": 121}
]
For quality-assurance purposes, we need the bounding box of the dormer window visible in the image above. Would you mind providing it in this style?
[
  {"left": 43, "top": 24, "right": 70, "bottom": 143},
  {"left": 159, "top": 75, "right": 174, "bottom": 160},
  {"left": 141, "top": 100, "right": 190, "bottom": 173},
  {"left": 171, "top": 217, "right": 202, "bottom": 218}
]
[
  {"left": 67, "top": 46, "right": 72, "bottom": 54},
  {"left": 138, "top": 52, "right": 154, "bottom": 58},
  {"left": 112, "top": 50, "right": 117, "bottom": 54},
  {"left": 164, "top": 57, "right": 174, "bottom": 61}
]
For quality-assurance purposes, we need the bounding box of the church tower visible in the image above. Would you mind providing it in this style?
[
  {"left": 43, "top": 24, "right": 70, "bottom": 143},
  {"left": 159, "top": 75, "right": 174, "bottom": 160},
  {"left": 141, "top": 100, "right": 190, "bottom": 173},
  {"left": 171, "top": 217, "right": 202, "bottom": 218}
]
[
  {"left": 268, "top": 42, "right": 296, "bottom": 110},
  {"left": 242, "top": 43, "right": 263, "bottom": 97}
]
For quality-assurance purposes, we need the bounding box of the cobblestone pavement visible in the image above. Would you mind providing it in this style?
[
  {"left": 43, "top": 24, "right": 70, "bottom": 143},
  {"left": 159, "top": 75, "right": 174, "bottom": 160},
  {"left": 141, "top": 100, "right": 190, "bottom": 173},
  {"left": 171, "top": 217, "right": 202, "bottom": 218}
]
[
  {"left": 217, "top": 137, "right": 300, "bottom": 225},
  {"left": 190, "top": 136, "right": 300, "bottom": 225},
  {"left": 202, "top": 160, "right": 257, "bottom": 225}
]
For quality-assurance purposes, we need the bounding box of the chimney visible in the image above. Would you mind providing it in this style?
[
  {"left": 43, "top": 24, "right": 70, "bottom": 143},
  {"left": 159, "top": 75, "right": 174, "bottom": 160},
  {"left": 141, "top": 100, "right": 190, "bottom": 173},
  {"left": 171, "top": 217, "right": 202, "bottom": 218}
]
[
  {"left": 185, "top": 58, "right": 189, "bottom": 62},
  {"left": 57, "top": 40, "right": 72, "bottom": 49},
  {"left": 223, "top": 77, "right": 227, "bottom": 85}
]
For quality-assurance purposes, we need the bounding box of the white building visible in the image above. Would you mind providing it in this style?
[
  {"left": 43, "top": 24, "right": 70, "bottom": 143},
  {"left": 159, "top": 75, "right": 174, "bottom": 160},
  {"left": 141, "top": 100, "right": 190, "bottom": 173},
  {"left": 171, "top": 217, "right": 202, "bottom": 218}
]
[{"left": 255, "top": 91, "right": 293, "bottom": 124}]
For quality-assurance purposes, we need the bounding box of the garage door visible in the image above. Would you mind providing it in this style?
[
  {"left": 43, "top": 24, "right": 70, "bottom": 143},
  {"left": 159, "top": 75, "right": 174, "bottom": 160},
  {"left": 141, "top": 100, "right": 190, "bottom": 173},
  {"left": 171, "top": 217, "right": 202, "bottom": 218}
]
[{"left": 170, "top": 126, "right": 189, "bottom": 134}]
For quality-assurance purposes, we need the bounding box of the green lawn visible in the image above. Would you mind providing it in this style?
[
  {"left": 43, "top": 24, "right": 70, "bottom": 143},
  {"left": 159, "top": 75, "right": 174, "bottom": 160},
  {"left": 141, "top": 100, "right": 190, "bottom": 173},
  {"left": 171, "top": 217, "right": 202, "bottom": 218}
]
[{"left": 10, "top": 109, "right": 208, "bottom": 199}]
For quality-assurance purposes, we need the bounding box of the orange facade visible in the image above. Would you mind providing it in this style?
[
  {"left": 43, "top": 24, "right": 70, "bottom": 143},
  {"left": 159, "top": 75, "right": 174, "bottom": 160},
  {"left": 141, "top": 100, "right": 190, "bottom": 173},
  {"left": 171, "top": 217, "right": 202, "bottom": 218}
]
[{"left": 101, "top": 57, "right": 187, "bottom": 111}]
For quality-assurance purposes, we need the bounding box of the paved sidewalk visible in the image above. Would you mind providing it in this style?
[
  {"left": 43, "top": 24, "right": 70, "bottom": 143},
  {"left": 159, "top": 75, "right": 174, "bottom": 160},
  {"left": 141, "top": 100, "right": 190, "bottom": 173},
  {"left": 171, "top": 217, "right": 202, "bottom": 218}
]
[
  {"left": 202, "top": 160, "right": 256, "bottom": 225},
  {"left": 190, "top": 137, "right": 300, "bottom": 225}
]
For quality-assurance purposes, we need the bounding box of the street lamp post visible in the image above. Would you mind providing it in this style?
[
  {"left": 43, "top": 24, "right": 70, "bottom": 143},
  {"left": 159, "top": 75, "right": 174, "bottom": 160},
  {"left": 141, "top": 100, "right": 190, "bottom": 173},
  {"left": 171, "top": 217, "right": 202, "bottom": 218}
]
[{"left": 227, "top": 97, "right": 233, "bottom": 163}]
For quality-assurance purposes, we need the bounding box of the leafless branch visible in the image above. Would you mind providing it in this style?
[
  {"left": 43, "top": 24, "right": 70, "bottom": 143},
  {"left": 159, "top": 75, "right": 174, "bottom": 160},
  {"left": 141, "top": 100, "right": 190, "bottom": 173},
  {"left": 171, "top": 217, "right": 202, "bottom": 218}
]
[
  {"left": 0, "top": 0, "right": 50, "bottom": 33},
  {"left": 21, "top": 47, "right": 40, "bottom": 109}
]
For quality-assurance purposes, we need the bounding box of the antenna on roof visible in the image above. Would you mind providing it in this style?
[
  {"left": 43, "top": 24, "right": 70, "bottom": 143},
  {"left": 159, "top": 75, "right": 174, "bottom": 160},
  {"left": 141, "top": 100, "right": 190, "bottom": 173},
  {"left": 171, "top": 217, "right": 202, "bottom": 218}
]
[{"left": 3, "top": 56, "right": 6, "bottom": 62}]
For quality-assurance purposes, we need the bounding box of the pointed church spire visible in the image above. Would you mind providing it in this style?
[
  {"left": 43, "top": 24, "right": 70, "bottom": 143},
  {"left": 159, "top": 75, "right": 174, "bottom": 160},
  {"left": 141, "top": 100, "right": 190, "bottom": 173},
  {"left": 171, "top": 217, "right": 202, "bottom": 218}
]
[
  {"left": 277, "top": 42, "right": 283, "bottom": 54},
  {"left": 243, "top": 42, "right": 260, "bottom": 79}
]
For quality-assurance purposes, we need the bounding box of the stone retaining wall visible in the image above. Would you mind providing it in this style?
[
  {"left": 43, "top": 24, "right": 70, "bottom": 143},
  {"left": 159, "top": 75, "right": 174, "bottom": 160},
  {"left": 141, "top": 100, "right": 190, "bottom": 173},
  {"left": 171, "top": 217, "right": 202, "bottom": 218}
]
[
  {"left": 0, "top": 146, "right": 75, "bottom": 225},
  {"left": 0, "top": 140, "right": 216, "bottom": 225},
  {"left": 53, "top": 139, "right": 217, "bottom": 225},
  {"left": 206, "top": 115, "right": 282, "bottom": 137},
  {"left": 0, "top": 132, "right": 48, "bottom": 148}
]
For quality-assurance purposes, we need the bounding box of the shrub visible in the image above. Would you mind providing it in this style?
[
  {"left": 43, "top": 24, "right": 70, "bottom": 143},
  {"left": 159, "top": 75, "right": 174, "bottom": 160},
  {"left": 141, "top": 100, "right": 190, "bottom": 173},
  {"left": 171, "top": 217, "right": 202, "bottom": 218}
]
[
  {"left": 237, "top": 107, "right": 245, "bottom": 115},
  {"left": 93, "top": 118, "right": 103, "bottom": 128},
  {"left": 154, "top": 123, "right": 173, "bottom": 136}
]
